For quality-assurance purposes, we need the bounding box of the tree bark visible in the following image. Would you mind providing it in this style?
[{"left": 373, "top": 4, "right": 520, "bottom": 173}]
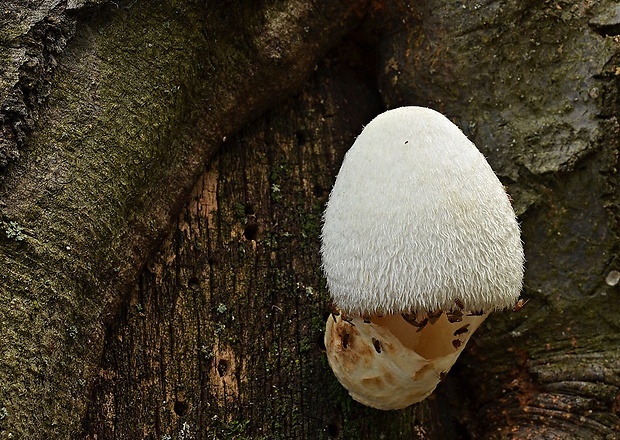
[
  {"left": 1, "top": 0, "right": 619, "bottom": 438},
  {"left": 0, "top": 0, "right": 365, "bottom": 437},
  {"left": 376, "top": 1, "right": 620, "bottom": 438}
]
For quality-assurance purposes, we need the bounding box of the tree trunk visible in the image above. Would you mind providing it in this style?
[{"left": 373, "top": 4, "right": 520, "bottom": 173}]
[
  {"left": 0, "top": 0, "right": 364, "bottom": 437},
  {"left": 1, "top": 0, "right": 619, "bottom": 438}
]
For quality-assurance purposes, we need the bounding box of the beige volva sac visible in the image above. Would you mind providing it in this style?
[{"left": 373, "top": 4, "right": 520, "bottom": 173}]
[{"left": 321, "top": 106, "right": 524, "bottom": 410}]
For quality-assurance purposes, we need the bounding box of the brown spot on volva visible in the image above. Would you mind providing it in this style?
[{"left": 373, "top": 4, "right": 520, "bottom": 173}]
[
  {"left": 453, "top": 323, "right": 470, "bottom": 336},
  {"left": 413, "top": 363, "right": 435, "bottom": 381},
  {"left": 372, "top": 337, "right": 382, "bottom": 353},
  {"left": 402, "top": 313, "right": 428, "bottom": 329},
  {"left": 361, "top": 375, "right": 385, "bottom": 390},
  {"left": 337, "top": 322, "right": 357, "bottom": 350},
  {"left": 383, "top": 370, "right": 396, "bottom": 385},
  {"left": 428, "top": 310, "right": 443, "bottom": 324},
  {"left": 329, "top": 316, "right": 374, "bottom": 370},
  {"left": 447, "top": 310, "right": 463, "bottom": 323},
  {"left": 342, "top": 332, "right": 350, "bottom": 348}
]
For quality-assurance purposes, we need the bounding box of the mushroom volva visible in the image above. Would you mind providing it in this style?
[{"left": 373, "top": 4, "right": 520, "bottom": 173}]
[{"left": 321, "top": 106, "right": 524, "bottom": 410}]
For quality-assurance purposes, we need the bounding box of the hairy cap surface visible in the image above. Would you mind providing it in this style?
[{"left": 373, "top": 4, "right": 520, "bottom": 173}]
[{"left": 321, "top": 106, "right": 524, "bottom": 315}]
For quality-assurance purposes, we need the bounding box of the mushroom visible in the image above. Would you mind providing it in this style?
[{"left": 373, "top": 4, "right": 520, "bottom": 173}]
[{"left": 321, "top": 106, "right": 524, "bottom": 410}]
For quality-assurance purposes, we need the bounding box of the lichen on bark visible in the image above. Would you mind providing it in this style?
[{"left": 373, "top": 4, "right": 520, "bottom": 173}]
[{"left": 0, "top": 0, "right": 366, "bottom": 437}]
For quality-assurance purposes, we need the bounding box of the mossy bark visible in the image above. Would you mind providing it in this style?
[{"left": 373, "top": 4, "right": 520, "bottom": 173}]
[
  {"left": 1, "top": 0, "right": 620, "bottom": 438},
  {"left": 0, "top": 1, "right": 364, "bottom": 437}
]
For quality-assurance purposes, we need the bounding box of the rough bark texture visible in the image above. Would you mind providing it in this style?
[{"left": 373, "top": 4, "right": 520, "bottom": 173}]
[
  {"left": 0, "top": 0, "right": 365, "bottom": 437},
  {"left": 375, "top": 1, "right": 620, "bottom": 438},
  {"left": 1, "top": 0, "right": 619, "bottom": 438}
]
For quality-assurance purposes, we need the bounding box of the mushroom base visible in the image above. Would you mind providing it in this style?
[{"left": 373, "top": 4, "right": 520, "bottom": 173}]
[{"left": 324, "top": 311, "right": 488, "bottom": 410}]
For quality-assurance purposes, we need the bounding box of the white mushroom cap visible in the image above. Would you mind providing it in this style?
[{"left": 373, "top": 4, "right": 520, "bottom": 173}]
[{"left": 321, "top": 106, "right": 524, "bottom": 315}]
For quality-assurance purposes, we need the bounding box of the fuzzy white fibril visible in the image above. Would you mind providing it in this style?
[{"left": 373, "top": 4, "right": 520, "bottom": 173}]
[{"left": 321, "top": 106, "right": 524, "bottom": 315}]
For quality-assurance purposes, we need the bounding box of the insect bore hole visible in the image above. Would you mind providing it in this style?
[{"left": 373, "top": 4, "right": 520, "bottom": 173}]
[
  {"left": 217, "top": 359, "right": 229, "bottom": 377},
  {"left": 173, "top": 400, "right": 189, "bottom": 417},
  {"left": 327, "top": 420, "right": 341, "bottom": 438},
  {"left": 243, "top": 221, "right": 258, "bottom": 241}
]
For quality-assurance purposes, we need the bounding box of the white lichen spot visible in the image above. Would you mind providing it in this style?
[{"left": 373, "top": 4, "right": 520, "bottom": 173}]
[
  {"left": 605, "top": 270, "right": 620, "bottom": 286},
  {"left": 5, "top": 221, "right": 24, "bottom": 241}
]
